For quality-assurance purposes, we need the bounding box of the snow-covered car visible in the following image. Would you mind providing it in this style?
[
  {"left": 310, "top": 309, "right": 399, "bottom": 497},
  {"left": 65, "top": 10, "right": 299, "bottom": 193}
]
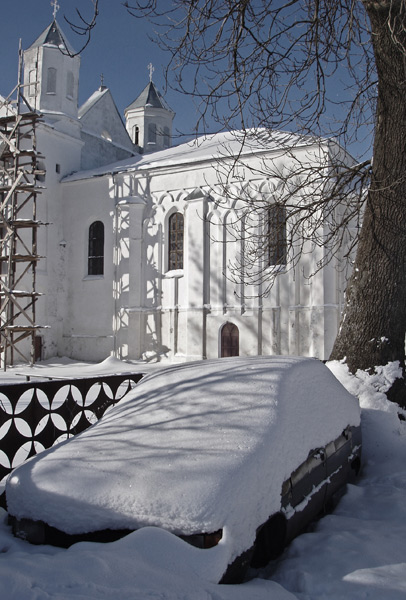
[{"left": 6, "top": 356, "right": 361, "bottom": 583}]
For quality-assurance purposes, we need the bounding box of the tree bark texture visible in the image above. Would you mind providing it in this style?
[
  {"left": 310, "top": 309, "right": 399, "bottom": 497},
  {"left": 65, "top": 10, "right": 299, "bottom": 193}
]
[{"left": 331, "top": 2, "right": 406, "bottom": 399}]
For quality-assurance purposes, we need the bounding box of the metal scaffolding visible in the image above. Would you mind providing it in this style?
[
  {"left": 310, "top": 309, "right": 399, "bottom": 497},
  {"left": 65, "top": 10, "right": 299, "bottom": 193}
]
[{"left": 0, "top": 49, "right": 46, "bottom": 369}]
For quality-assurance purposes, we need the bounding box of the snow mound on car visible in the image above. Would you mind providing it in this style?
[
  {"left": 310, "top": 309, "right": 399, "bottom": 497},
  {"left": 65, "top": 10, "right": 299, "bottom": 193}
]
[{"left": 6, "top": 356, "right": 360, "bottom": 571}]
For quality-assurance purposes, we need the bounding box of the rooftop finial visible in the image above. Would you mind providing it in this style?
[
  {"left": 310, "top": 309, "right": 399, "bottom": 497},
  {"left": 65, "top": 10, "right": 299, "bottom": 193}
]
[
  {"left": 148, "top": 62, "right": 155, "bottom": 82},
  {"left": 100, "top": 73, "right": 106, "bottom": 91},
  {"left": 51, "top": 0, "right": 60, "bottom": 19}
]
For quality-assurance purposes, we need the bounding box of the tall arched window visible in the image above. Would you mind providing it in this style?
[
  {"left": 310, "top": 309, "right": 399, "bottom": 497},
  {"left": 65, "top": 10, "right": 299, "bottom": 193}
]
[
  {"left": 46, "top": 67, "right": 57, "bottom": 94},
  {"left": 168, "top": 212, "right": 184, "bottom": 271},
  {"left": 220, "top": 323, "right": 239, "bottom": 357},
  {"left": 29, "top": 69, "right": 36, "bottom": 97},
  {"left": 163, "top": 126, "right": 170, "bottom": 148},
  {"left": 66, "top": 71, "right": 74, "bottom": 99},
  {"left": 266, "top": 204, "right": 287, "bottom": 266},
  {"left": 148, "top": 123, "right": 157, "bottom": 144},
  {"left": 88, "top": 221, "right": 104, "bottom": 275},
  {"left": 132, "top": 125, "right": 139, "bottom": 145}
]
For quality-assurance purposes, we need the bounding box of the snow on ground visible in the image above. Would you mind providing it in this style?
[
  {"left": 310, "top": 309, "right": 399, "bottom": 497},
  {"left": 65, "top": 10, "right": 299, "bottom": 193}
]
[
  {"left": 0, "top": 358, "right": 406, "bottom": 599},
  {"left": 267, "top": 360, "right": 406, "bottom": 600}
]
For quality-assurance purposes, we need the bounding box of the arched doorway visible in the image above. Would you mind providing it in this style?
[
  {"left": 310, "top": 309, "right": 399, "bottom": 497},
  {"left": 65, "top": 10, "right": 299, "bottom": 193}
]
[{"left": 220, "top": 322, "right": 239, "bottom": 357}]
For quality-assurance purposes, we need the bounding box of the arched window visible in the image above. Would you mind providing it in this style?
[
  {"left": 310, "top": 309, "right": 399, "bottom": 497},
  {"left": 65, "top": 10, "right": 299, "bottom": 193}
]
[
  {"left": 132, "top": 125, "right": 139, "bottom": 145},
  {"left": 163, "top": 126, "right": 170, "bottom": 148},
  {"left": 88, "top": 221, "right": 104, "bottom": 275},
  {"left": 168, "top": 213, "right": 184, "bottom": 271},
  {"left": 266, "top": 204, "right": 287, "bottom": 266},
  {"left": 46, "top": 67, "right": 57, "bottom": 94},
  {"left": 148, "top": 123, "right": 156, "bottom": 144},
  {"left": 66, "top": 71, "right": 74, "bottom": 99},
  {"left": 220, "top": 323, "right": 239, "bottom": 357},
  {"left": 29, "top": 70, "right": 36, "bottom": 97}
]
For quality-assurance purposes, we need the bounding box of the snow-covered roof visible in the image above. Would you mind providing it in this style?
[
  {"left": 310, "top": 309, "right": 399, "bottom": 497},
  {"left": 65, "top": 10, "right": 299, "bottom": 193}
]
[
  {"left": 78, "top": 87, "right": 110, "bottom": 119},
  {"left": 63, "top": 129, "right": 318, "bottom": 183},
  {"left": 6, "top": 356, "right": 360, "bottom": 570},
  {"left": 26, "top": 20, "right": 76, "bottom": 55}
]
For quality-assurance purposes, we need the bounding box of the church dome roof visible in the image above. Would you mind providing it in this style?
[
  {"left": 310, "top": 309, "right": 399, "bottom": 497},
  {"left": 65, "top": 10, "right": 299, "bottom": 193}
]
[{"left": 26, "top": 20, "right": 76, "bottom": 55}]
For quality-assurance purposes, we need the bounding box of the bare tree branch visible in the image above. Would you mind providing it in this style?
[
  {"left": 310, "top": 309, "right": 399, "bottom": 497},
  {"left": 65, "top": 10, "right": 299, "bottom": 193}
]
[{"left": 61, "top": 0, "right": 99, "bottom": 57}]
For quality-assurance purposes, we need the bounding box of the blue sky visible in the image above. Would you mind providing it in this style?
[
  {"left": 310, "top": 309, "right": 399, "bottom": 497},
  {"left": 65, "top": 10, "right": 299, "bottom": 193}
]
[
  {"left": 1, "top": 0, "right": 373, "bottom": 157},
  {"left": 0, "top": 0, "right": 201, "bottom": 142}
]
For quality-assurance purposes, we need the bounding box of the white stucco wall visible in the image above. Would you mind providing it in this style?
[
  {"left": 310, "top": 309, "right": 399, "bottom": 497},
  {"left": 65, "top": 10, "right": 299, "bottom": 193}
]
[
  {"left": 58, "top": 139, "right": 352, "bottom": 364},
  {"left": 28, "top": 123, "right": 83, "bottom": 360},
  {"left": 60, "top": 177, "right": 116, "bottom": 360}
]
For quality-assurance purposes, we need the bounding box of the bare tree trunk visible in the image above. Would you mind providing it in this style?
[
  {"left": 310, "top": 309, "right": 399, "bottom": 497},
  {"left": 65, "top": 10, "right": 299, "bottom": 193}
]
[{"left": 331, "top": 2, "right": 406, "bottom": 406}]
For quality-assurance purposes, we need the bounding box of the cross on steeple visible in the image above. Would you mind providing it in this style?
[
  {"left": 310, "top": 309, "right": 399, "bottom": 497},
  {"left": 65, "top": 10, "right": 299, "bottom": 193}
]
[
  {"left": 148, "top": 63, "right": 154, "bottom": 82},
  {"left": 51, "top": 0, "right": 60, "bottom": 19}
]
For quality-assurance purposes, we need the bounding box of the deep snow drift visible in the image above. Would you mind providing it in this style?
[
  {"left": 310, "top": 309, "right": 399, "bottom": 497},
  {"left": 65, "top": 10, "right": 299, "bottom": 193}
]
[{"left": 0, "top": 358, "right": 405, "bottom": 599}]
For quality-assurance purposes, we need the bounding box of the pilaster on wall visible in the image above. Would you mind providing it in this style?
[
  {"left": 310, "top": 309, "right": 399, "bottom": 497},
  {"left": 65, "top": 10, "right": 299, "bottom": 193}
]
[
  {"left": 184, "top": 190, "right": 210, "bottom": 360},
  {"left": 113, "top": 195, "right": 146, "bottom": 360}
]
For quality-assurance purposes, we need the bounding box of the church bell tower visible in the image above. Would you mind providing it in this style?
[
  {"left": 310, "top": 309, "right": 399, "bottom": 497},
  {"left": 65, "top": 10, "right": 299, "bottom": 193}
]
[
  {"left": 124, "top": 65, "right": 175, "bottom": 153},
  {"left": 22, "top": 18, "right": 80, "bottom": 125}
]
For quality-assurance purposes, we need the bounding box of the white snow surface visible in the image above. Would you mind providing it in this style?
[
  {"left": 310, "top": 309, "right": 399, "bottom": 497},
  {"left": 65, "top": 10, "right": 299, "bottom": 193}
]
[
  {"left": 62, "top": 128, "right": 316, "bottom": 182},
  {"left": 5, "top": 356, "right": 360, "bottom": 577},
  {"left": 0, "top": 355, "right": 155, "bottom": 382},
  {"left": 1, "top": 357, "right": 406, "bottom": 599}
]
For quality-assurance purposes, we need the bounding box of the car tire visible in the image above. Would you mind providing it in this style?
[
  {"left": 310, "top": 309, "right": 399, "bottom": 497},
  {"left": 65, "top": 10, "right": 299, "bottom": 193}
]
[
  {"left": 250, "top": 513, "right": 287, "bottom": 569},
  {"left": 220, "top": 546, "right": 254, "bottom": 584}
]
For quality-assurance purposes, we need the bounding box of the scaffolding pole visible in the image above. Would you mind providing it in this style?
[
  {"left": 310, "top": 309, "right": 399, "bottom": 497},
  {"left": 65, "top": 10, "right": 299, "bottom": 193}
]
[{"left": 0, "top": 44, "right": 46, "bottom": 369}]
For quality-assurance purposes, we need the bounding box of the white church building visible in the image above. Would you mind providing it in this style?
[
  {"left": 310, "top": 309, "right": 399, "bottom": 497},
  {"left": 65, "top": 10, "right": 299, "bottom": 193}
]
[{"left": 1, "top": 19, "right": 355, "bottom": 366}]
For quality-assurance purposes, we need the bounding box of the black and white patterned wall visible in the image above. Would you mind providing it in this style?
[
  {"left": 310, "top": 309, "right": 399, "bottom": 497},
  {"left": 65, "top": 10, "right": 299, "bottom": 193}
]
[{"left": 0, "top": 374, "right": 143, "bottom": 484}]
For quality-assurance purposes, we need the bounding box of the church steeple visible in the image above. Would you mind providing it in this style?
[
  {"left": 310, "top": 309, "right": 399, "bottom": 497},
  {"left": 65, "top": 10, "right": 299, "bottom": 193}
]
[
  {"left": 23, "top": 19, "right": 80, "bottom": 122},
  {"left": 124, "top": 75, "right": 175, "bottom": 153},
  {"left": 26, "top": 20, "right": 76, "bottom": 55}
]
